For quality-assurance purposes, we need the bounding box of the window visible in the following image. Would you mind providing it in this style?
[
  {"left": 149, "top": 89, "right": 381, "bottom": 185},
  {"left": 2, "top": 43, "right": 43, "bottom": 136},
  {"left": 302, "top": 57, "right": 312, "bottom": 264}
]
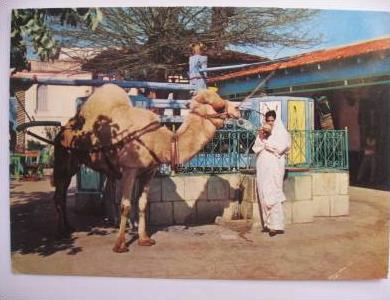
[{"left": 36, "top": 85, "right": 48, "bottom": 112}]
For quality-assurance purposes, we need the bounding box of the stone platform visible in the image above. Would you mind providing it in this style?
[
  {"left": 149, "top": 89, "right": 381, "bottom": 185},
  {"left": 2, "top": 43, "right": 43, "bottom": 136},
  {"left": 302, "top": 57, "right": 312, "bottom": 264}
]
[
  {"left": 78, "top": 170, "right": 349, "bottom": 226},
  {"left": 251, "top": 171, "right": 349, "bottom": 226}
]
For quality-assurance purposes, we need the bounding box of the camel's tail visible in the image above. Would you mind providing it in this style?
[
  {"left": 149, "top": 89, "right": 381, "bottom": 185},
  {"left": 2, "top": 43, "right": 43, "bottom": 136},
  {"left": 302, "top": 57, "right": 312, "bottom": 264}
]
[{"left": 51, "top": 134, "right": 62, "bottom": 188}]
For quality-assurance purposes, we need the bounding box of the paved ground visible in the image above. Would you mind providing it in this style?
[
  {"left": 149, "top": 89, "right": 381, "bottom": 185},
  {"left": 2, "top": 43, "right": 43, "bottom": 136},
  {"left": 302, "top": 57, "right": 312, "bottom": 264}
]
[{"left": 10, "top": 178, "right": 389, "bottom": 280}]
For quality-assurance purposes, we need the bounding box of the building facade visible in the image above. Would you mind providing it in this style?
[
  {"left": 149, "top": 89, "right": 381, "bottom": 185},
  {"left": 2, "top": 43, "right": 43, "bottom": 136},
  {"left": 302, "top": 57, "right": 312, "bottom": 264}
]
[{"left": 208, "top": 37, "right": 390, "bottom": 190}]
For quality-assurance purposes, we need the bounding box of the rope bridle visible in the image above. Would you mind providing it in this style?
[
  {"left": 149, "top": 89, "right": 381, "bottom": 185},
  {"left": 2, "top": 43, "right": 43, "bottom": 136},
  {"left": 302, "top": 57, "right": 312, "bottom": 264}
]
[{"left": 170, "top": 135, "right": 179, "bottom": 172}]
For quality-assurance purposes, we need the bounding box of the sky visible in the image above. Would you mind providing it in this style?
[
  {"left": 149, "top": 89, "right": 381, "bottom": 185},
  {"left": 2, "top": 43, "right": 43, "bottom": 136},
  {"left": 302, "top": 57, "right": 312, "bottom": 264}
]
[
  {"left": 255, "top": 9, "right": 390, "bottom": 59},
  {"left": 26, "top": 8, "right": 390, "bottom": 61}
]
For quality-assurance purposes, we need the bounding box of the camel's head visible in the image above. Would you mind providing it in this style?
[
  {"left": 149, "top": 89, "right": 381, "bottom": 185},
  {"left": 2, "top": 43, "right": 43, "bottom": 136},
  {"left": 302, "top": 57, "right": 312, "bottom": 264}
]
[{"left": 191, "top": 89, "right": 240, "bottom": 126}]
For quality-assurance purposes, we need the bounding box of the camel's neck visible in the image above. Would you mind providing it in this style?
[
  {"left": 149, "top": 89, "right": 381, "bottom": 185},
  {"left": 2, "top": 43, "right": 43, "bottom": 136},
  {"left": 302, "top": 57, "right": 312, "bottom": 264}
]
[{"left": 173, "top": 113, "right": 217, "bottom": 164}]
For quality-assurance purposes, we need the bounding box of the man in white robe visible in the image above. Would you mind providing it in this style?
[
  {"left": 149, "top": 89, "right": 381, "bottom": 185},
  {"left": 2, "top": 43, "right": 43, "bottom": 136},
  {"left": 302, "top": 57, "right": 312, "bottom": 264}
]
[{"left": 252, "top": 110, "right": 291, "bottom": 237}]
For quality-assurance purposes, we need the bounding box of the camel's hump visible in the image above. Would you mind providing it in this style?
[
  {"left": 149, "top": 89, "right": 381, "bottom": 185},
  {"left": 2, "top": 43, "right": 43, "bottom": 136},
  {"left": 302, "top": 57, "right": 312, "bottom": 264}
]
[
  {"left": 70, "top": 84, "right": 163, "bottom": 147},
  {"left": 80, "top": 84, "right": 132, "bottom": 130},
  {"left": 81, "top": 84, "right": 131, "bottom": 115}
]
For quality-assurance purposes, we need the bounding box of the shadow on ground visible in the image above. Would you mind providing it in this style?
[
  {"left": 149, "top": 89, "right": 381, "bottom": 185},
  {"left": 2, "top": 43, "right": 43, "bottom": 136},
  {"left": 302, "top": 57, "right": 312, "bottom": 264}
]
[{"left": 10, "top": 187, "right": 115, "bottom": 257}]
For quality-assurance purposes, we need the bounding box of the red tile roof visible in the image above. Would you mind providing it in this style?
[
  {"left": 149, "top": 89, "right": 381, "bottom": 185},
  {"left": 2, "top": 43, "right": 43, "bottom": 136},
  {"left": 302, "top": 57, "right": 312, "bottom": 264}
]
[{"left": 208, "top": 37, "right": 390, "bottom": 83}]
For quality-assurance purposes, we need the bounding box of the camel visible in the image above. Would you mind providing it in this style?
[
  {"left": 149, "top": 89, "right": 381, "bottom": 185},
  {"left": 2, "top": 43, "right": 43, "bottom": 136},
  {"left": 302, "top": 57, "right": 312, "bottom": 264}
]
[{"left": 52, "top": 84, "right": 240, "bottom": 252}]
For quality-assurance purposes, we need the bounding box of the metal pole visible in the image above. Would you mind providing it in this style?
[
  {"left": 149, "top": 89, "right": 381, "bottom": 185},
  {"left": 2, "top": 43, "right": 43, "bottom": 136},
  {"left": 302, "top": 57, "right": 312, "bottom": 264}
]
[
  {"left": 199, "top": 56, "right": 291, "bottom": 73},
  {"left": 11, "top": 77, "right": 195, "bottom": 91},
  {"left": 344, "top": 127, "right": 349, "bottom": 170}
]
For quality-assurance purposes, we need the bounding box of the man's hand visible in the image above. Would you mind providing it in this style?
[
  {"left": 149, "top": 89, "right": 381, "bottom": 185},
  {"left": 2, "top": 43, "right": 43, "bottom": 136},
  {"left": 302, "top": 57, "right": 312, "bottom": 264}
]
[
  {"left": 259, "top": 125, "right": 271, "bottom": 140},
  {"left": 258, "top": 129, "right": 267, "bottom": 140}
]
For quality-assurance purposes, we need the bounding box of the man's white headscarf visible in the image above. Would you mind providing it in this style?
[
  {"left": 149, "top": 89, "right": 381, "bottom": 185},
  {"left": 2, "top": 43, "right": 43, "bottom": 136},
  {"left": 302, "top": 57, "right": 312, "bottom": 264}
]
[{"left": 264, "top": 114, "right": 291, "bottom": 158}]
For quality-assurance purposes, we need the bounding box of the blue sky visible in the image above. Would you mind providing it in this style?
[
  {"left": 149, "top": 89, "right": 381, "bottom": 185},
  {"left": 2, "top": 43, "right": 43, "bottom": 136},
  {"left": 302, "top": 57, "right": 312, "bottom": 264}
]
[
  {"left": 255, "top": 9, "right": 390, "bottom": 59},
  {"left": 27, "top": 8, "right": 390, "bottom": 60}
]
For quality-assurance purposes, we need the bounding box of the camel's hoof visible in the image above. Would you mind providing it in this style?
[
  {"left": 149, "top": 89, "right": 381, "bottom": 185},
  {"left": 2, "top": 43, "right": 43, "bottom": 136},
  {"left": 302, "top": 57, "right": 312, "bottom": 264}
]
[
  {"left": 138, "top": 238, "right": 156, "bottom": 246},
  {"left": 112, "top": 245, "right": 129, "bottom": 253}
]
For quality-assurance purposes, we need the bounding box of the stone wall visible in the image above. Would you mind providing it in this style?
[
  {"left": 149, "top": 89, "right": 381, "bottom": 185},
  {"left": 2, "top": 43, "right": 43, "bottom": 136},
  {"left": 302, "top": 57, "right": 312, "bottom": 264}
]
[
  {"left": 251, "top": 171, "right": 349, "bottom": 227},
  {"left": 75, "top": 171, "right": 349, "bottom": 227},
  {"left": 312, "top": 172, "right": 350, "bottom": 217},
  {"left": 148, "top": 174, "right": 244, "bottom": 226}
]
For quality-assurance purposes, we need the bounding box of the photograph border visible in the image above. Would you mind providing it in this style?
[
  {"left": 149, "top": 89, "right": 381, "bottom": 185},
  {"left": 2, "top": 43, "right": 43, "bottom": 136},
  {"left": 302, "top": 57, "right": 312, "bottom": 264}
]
[{"left": 1, "top": 0, "right": 390, "bottom": 299}]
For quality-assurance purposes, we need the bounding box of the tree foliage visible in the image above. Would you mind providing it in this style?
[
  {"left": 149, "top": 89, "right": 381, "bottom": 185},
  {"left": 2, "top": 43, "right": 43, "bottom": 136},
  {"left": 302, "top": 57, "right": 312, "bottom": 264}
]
[
  {"left": 10, "top": 8, "right": 102, "bottom": 71},
  {"left": 11, "top": 7, "right": 320, "bottom": 80}
]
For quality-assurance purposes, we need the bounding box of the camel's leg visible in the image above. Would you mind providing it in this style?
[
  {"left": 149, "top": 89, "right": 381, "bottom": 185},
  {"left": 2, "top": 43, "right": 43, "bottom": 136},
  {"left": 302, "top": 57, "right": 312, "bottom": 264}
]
[
  {"left": 137, "top": 168, "right": 157, "bottom": 246},
  {"left": 53, "top": 140, "right": 80, "bottom": 237},
  {"left": 54, "top": 176, "right": 73, "bottom": 236},
  {"left": 113, "top": 168, "right": 137, "bottom": 253},
  {"left": 62, "top": 176, "right": 74, "bottom": 231}
]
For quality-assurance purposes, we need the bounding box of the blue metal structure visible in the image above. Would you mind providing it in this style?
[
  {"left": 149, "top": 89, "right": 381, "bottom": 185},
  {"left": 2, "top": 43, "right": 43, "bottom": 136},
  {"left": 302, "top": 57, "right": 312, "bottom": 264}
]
[
  {"left": 129, "top": 96, "right": 190, "bottom": 109},
  {"left": 11, "top": 78, "right": 195, "bottom": 91}
]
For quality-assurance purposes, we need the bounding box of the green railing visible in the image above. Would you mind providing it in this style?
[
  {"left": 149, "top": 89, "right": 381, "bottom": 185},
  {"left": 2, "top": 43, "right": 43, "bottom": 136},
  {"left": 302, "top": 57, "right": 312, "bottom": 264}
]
[
  {"left": 287, "top": 129, "right": 349, "bottom": 170},
  {"left": 171, "top": 128, "right": 349, "bottom": 174},
  {"left": 175, "top": 128, "right": 256, "bottom": 174}
]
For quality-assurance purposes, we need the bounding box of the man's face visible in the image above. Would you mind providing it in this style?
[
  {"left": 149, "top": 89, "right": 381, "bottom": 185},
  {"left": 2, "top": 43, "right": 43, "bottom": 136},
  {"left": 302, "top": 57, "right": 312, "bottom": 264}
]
[{"left": 265, "top": 116, "right": 275, "bottom": 128}]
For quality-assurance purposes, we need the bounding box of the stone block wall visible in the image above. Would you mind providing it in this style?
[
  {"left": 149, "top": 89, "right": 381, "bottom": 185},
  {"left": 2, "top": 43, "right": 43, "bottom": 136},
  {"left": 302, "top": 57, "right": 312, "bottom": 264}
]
[
  {"left": 312, "top": 172, "right": 350, "bottom": 217},
  {"left": 150, "top": 171, "right": 349, "bottom": 226},
  {"left": 75, "top": 171, "right": 349, "bottom": 227},
  {"left": 251, "top": 171, "right": 349, "bottom": 227},
  {"left": 148, "top": 174, "right": 243, "bottom": 226},
  {"left": 285, "top": 175, "right": 314, "bottom": 223},
  {"left": 74, "top": 192, "right": 104, "bottom": 215}
]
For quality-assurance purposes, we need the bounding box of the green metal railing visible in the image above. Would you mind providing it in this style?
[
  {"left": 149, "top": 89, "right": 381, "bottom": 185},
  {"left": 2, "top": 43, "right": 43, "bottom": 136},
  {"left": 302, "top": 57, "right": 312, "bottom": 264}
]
[
  {"left": 175, "top": 128, "right": 256, "bottom": 174},
  {"left": 287, "top": 129, "right": 349, "bottom": 170},
  {"left": 171, "top": 128, "right": 349, "bottom": 174}
]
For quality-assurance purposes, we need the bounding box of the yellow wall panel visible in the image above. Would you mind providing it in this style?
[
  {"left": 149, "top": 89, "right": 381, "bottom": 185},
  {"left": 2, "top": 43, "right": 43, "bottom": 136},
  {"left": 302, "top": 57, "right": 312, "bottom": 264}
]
[{"left": 288, "top": 101, "right": 306, "bottom": 165}]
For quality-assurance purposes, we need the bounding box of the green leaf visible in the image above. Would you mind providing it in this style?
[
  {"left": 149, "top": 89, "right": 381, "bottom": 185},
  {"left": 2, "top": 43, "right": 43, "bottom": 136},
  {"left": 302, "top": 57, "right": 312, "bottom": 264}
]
[
  {"left": 91, "top": 18, "right": 99, "bottom": 31},
  {"left": 82, "top": 11, "right": 89, "bottom": 21},
  {"left": 26, "top": 18, "right": 35, "bottom": 27},
  {"left": 13, "top": 9, "right": 19, "bottom": 18},
  {"left": 95, "top": 8, "right": 103, "bottom": 23},
  {"left": 40, "top": 34, "right": 50, "bottom": 45},
  {"left": 31, "top": 23, "right": 41, "bottom": 33},
  {"left": 46, "top": 40, "right": 56, "bottom": 49},
  {"left": 11, "top": 29, "right": 20, "bottom": 38}
]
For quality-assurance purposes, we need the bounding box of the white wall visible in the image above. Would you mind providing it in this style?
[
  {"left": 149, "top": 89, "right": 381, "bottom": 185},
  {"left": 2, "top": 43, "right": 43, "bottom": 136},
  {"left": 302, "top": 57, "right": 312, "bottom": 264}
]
[{"left": 23, "top": 73, "right": 93, "bottom": 147}]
